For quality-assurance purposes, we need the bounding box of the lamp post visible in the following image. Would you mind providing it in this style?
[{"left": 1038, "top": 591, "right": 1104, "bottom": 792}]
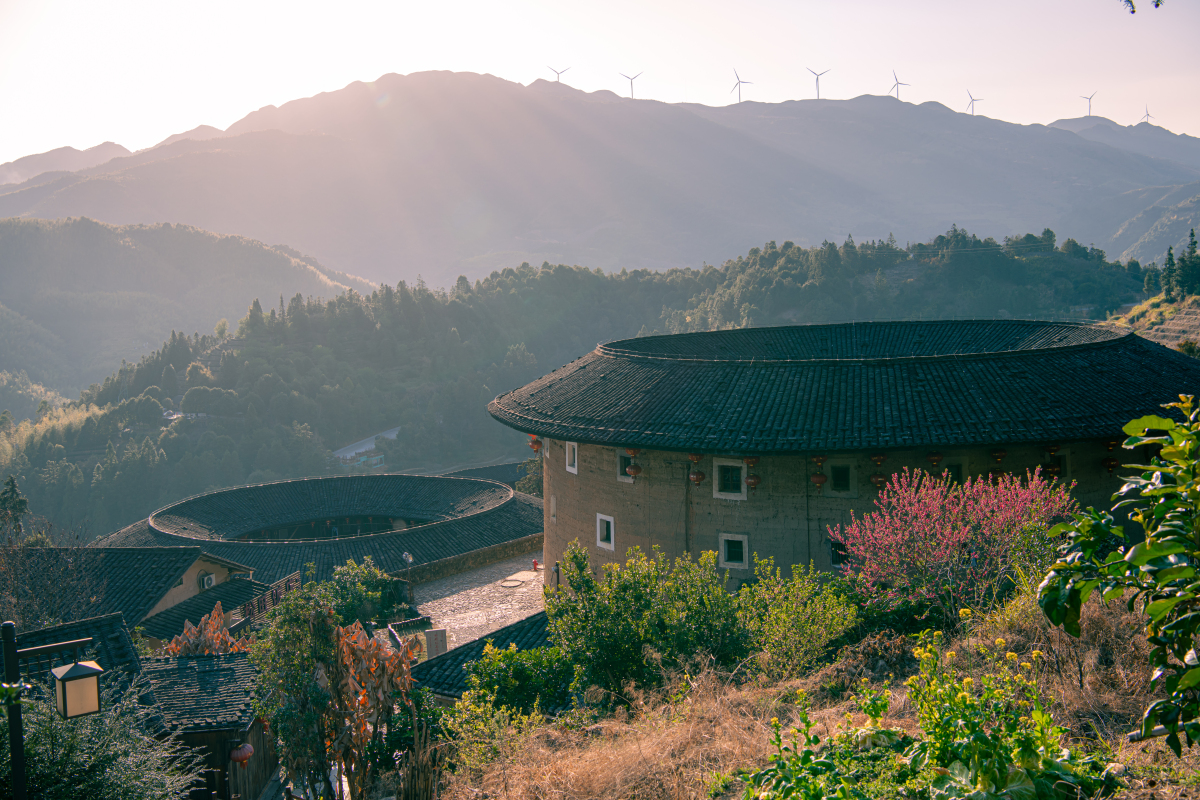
[{"left": 2, "top": 621, "right": 103, "bottom": 800}]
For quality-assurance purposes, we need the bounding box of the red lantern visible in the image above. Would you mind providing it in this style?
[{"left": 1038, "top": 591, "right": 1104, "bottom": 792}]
[
  {"left": 230, "top": 742, "right": 254, "bottom": 770},
  {"left": 1045, "top": 444, "right": 1060, "bottom": 457},
  {"left": 810, "top": 473, "right": 828, "bottom": 486},
  {"left": 990, "top": 449, "right": 1007, "bottom": 464},
  {"left": 625, "top": 464, "right": 642, "bottom": 477},
  {"left": 529, "top": 437, "right": 542, "bottom": 453},
  {"left": 811, "top": 455, "right": 827, "bottom": 469},
  {"left": 1043, "top": 463, "right": 1061, "bottom": 478},
  {"left": 1101, "top": 457, "right": 1119, "bottom": 474},
  {"left": 927, "top": 452, "right": 943, "bottom": 467},
  {"left": 689, "top": 470, "right": 706, "bottom": 485},
  {"left": 625, "top": 448, "right": 642, "bottom": 457},
  {"left": 688, "top": 453, "right": 704, "bottom": 464},
  {"left": 869, "top": 473, "right": 888, "bottom": 489},
  {"left": 745, "top": 473, "right": 761, "bottom": 491},
  {"left": 743, "top": 456, "right": 760, "bottom": 468},
  {"left": 256, "top": 717, "right": 270, "bottom": 733},
  {"left": 869, "top": 453, "right": 887, "bottom": 467},
  {"left": 1105, "top": 440, "right": 1119, "bottom": 452}
]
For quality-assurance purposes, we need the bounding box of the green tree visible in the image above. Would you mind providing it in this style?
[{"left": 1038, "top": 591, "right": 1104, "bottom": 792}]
[
  {"left": 463, "top": 643, "right": 576, "bottom": 714},
  {"left": 1163, "top": 246, "right": 1178, "bottom": 302},
  {"left": 0, "top": 475, "right": 29, "bottom": 535},
  {"left": 159, "top": 364, "right": 178, "bottom": 397},
  {"left": 214, "top": 318, "right": 229, "bottom": 338},
  {"left": 514, "top": 455, "right": 542, "bottom": 497},
  {"left": 1039, "top": 396, "right": 1200, "bottom": 755}
]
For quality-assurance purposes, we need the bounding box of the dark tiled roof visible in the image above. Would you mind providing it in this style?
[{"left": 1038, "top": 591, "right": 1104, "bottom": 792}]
[
  {"left": 141, "top": 652, "right": 257, "bottom": 733},
  {"left": 138, "top": 577, "right": 271, "bottom": 641},
  {"left": 7, "top": 547, "right": 209, "bottom": 628},
  {"left": 411, "top": 611, "right": 548, "bottom": 699},
  {"left": 488, "top": 320, "right": 1200, "bottom": 452},
  {"left": 3, "top": 613, "right": 142, "bottom": 685},
  {"left": 94, "top": 483, "right": 544, "bottom": 584},
  {"left": 443, "top": 462, "right": 526, "bottom": 487}
]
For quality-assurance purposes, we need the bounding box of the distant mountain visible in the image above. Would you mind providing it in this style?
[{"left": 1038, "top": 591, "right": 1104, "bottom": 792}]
[
  {"left": 0, "top": 142, "right": 130, "bottom": 185},
  {"left": 1050, "top": 116, "right": 1200, "bottom": 170},
  {"left": 144, "top": 124, "right": 228, "bottom": 152},
  {"left": 0, "top": 72, "right": 1196, "bottom": 286},
  {"left": 0, "top": 217, "right": 372, "bottom": 393}
]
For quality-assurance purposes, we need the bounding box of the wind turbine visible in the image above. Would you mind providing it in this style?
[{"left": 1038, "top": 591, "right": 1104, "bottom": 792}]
[
  {"left": 808, "top": 68, "right": 830, "bottom": 99},
  {"left": 730, "top": 69, "right": 752, "bottom": 103},
  {"left": 548, "top": 66, "right": 570, "bottom": 82},
  {"left": 965, "top": 90, "right": 983, "bottom": 115},
  {"left": 889, "top": 70, "right": 909, "bottom": 101},
  {"left": 620, "top": 71, "right": 643, "bottom": 99},
  {"left": 1141, "top": 105, "right": 1154, "bottom": 124},
  {"left": 1080, "top": 92, "right": 1096, "bottom": 117}
]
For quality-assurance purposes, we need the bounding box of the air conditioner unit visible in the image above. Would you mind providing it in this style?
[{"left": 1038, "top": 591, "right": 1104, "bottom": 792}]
[{"left": 199, "top": 573, "right": 216, "bottom": 591}]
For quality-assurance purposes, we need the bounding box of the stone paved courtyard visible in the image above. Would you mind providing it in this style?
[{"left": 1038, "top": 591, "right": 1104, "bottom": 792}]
[{"left": 412, "top": 551, "right": 545, "bottom": 650}]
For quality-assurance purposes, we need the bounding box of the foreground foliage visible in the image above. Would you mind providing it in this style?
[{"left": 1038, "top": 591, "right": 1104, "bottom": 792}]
[
  {"left": 1039, "top": 395, "right": 1200, "bottom": 755},
  {"left": 0, "top": 675, "right": 204, "bottom": 800}
]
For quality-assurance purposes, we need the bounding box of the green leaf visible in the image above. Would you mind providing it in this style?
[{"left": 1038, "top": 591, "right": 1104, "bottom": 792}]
[
  {"left": 1125, "top": 540, "right": 1188, "bottom": 566},
  {"left": 1124, "top": 415, "right": 1177, "bottom": 436},
  {"left": 1179, "top": 667, "right": 1200, "bottom": 691},
  {"left": 1146, "top": 597, "right": 1186, "bottom": 621}
]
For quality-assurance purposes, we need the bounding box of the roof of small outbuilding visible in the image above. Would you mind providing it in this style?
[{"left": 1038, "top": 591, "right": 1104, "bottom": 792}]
[
  {"left": 488, "top": 320, "right": 1200, "bottom": 452},
  {"left": 138, "top": 577, "right": 272, "bottom": 641},
  {"left": 141, "top": 652, "right": 258, "bottom": 733},
  {"left": 411, "top": 611, "right": 549, "bottom": 701},
  {"left": 4, "top": 613, "right": 143, "bottom": 686}
]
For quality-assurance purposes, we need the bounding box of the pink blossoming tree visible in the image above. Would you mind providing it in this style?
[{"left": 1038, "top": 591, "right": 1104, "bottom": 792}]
[{"left": 829, "top": 467, "right": 1075, "bottom": 623}]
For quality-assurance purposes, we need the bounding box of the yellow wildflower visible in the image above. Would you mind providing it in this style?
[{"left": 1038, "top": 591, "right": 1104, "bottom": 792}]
[
  {"left": 945, "top": 651, "right": 957, "bottom": 661},
  {"left": 1006, "top": 652, "right": 1018, "bottom": 662},
  {"left": 1020, "top": 662, "right": 1032, "bottom": 670},
  {"left": 962, "top": 677, "right": 974, "bottom": 689},
  {"left": 995, "top": 638, "right": 1006, "bottom": 648},
  {"left": 771, "top": 717, "right": 779, "bottom": 726},
  {"left": 956, "top": 692, "right": 969, "bottom": 703},
  {"left": 959, "top": 608, "right": 972, "bottom": 619},
  {"left": 1031, "top": 650, "right": 1043, "bottom": 660}
]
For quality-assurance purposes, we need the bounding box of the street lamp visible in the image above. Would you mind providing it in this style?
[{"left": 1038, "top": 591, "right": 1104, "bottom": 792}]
[{"left": 3, "top": 621, "right": 104, "bottom": 800}]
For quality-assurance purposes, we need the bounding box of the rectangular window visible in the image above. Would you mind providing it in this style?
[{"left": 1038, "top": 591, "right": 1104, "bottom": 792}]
[
  {"left": 565, "top": 442, "right": 578, "bottom": 474},
  {"left": 596, "top": 513, "right": 615, "bottom": 551},
  {"left": 831, "top": 465, "right": 851, "bottom": 492},
  {"left": 617, "top": 452, "right": 633, "bottom": 483},
  {"left": 713, "top": 458, "right": 747, "bottom": 500},
  {"left": 719, "top": 533, "right": 748, "bottom": 569},
  {"left": 945, "top": 463, "right": 963, "bottom": 484}
]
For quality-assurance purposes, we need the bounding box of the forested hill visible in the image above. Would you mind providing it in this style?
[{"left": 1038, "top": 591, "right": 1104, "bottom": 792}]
[
  {"left": 0, "top": 225, "right": 1145, "bottom": 535},
  {"left": 0, "top": 217, "right": 372, "bottom": 396}
]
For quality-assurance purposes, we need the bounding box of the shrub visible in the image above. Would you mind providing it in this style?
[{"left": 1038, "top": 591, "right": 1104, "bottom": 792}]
[
  {"left": 738, "top": 558, "right": 857, "bottom": 680},
  {"left": 831, "top": 468, "right": 1075, "bottom": 624},
  {"left": 327, "top": 556, "right": 407, "bottom": 625},
  {"left": 1039, "top": 396, "right": 1200, "bottom": 754},
  {"left": 546, "top": 542, "right": 748, "bottom": 697},
  {"left": 464, "top": 643, "right": 577, "bottom": 714},
  {"left": 0, "top": 674, "right": 204, "bottom": 800}
]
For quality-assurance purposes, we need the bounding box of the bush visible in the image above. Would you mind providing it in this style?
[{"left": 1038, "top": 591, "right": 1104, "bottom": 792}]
[
  {"left": 327, "top": 556, "right": 407, "bottom": 625},
  {"left": 832, "top": 468, "right": 1074, "bottom": 624},
  {"left": 464, "top": 643, "right": 577, "bottom": 714},
  {"left": 546, "top": 542, "right": 748, "bottom": 697},
  {"left": 0, "top": 674, "right": 204, "bottom": 800},
  {"left": 738, "top": 558, "right": 857, "bottom": 680}
]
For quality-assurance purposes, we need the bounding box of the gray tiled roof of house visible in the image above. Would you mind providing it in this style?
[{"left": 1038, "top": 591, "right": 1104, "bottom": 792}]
[
  {"left": 3, "top": 613, "right": 143, "bottom": 686},
  {"left": 138, "top": 577, "right": 272, "bottom": 641},
  {"left": 410, "top": 611, "right": 548, "bottom": 700},
  {"left": 5, "top": 547, "right": 216, "bottom": 629},
  {"left": 141, "top": 652, "right": 257, "bottom": 733},
  {"left": 488, "top": 320, "right": 1200, "bottom": 452},
  {"left": 442, "top": 462, "right": 526, "bottom": 487},
  {"left": 93, "top": 476, "right": 544, "bottom": 584}
]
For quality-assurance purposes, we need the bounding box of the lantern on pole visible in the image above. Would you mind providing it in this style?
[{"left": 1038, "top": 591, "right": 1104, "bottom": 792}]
[{"left": 51, "top": 660, "right": 103, "bottom": 719}]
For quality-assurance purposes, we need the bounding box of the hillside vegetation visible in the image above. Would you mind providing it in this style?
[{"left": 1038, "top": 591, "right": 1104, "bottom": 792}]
[
  {"left": 0, "top": 71, "right": 1194, "bottom": 287},
  {"left": 0, "top": 217, "right": 372, "bottom": 396},
  {"left": 0, "top": 224, "right": 1146, "bottom": 534}
]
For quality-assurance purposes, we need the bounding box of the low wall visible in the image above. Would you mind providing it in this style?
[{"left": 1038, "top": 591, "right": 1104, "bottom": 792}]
[{"left": 397, "top": 533, "right": 543, "bottom": 585}]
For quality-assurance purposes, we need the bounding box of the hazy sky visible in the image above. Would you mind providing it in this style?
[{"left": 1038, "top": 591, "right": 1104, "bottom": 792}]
[{"left": 1, "top": 0, "right": 1197, "bottom": 166}]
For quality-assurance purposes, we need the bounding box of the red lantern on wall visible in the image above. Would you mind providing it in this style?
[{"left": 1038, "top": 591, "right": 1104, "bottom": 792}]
[
  {"left": 869, "top": 473, "right": 888, "bottom": 489},
  {"left": 689, "top": 470, "right": 706, "bottom": 485},
  {"left": 688, "top": 453, "right": 704, "bottom": 464},
  {"left": 529, "top": 436, "right": 542, "bottom": 453},
  {"left": 811, "top": 455, "right": 827, "bottom": 469},
  {"left": 810, "top": 473, "right": 828, "bottom": 486},
  {"left": 745, "top": 473, "right": 761, "bottom": 491},
  {"left": 1105, "top": 440, "right": 1119, "bottom": 452},
  {"left": 926, "top": 452, "right": 943, "bottom": 468},
  {"left": 869, "top": 453, "right": 887, "bottom": 467},
  {"left": 743, "top": 456, "right": 760, "bottom": 468},
  {"left": 230, "top": 742, "right": 254, "bottom": 770},
  {"left": 1101, "top": 457, "right": 1119, "bottom": 474},
  {"left": 990, "top": 449, "right": 1007, "bottom": 464},
  {"left": 626, "top": 464, "right": 642, "bottom": 477},
  {"left": 625, "top": 448, "right": 642, "bottom": 457},
  {"left": 1045, "top": 444, "right": 1060, "bottom": 457},
  {"left": 1043, "top": 463, "right": 1061, "bottom": 478}
]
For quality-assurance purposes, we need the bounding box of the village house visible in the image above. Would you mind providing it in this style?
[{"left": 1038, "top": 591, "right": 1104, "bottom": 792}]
[{"left": 489, "top": 319, "right": 1200, "bottom": 584}]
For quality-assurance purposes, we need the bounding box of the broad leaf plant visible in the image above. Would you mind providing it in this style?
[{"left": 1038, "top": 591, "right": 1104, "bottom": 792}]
[{"left": 1039, "top": 395, "right": 1200, "bottom": 755}]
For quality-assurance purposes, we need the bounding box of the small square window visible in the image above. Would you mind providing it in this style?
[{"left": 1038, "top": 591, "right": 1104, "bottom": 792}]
[
  {"left": 617, "top": 453, "right": 633, "bottom": 483},
  {"left": 719, "top": 533, "right": 749, "bottom": 569},
  {"left": 596, "top": 514, "right": 614, "bottom": 551},
  {"left": 831, "top": 465, "right": 851, "bottom": 492},
  {"left": 713, "top": 458, "right": 747, "bottom": 500},
  {"left": 565, "top": 442, "right": 578, "bottom": 474}
]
